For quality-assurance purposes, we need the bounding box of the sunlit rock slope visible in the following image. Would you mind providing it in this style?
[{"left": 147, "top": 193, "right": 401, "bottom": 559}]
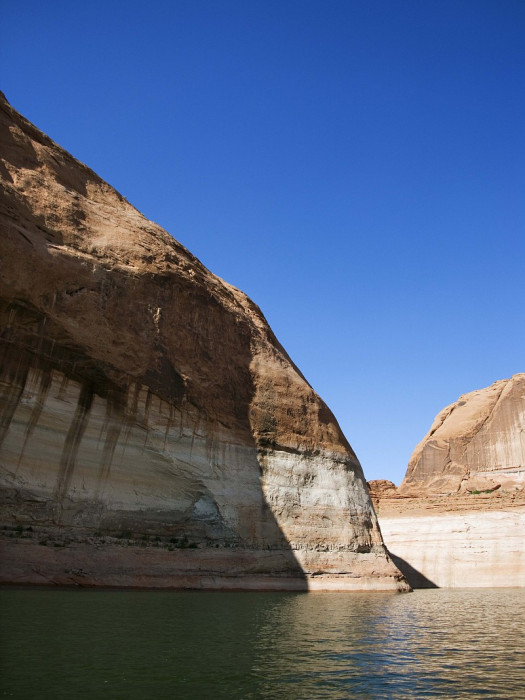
[
  {"left": 0, "top": 93, "right": 407, "bottom": 590},
  {"left": 400, "top": 374, "right": 525, "bottom": 496},
  {"left": 369, "top": 375, "right": 525, "bottom": 588}
]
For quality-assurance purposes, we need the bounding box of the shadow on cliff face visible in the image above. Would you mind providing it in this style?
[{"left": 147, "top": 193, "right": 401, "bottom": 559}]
[
  {"left": 388, "top": 552, "right": 438, "bottom": 589},
  {"left": 0, "top": 300, "right": 308, "bottom": 588},
  {"left": 0, "top": 92, "right": 389, "bottom": 590}
]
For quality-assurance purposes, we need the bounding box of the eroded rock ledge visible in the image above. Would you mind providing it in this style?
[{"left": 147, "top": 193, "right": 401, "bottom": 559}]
[{"left": 0, "top": 93, "right": 407, "bottom": 591}]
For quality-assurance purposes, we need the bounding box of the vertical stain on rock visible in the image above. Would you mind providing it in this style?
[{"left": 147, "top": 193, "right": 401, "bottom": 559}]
[
  {"left": 144, "top": 389, "right": 152, "bottom": 427},
  {"left": 53, "top": 383, "right": 93, "bottom": 508},
  {"left": 0, "top": 344, "right": 30, "bottom": 446},
  {"left": 16, "top": 364, "right": 52, "bottom": 470},
  {"left": 94, "top": 393, "right": 123, "bottom": 498}
]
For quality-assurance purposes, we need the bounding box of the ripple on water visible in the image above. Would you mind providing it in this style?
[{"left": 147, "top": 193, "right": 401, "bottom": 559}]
[{"left": 0, "top": 588, "right": 524, "bottom": 698}]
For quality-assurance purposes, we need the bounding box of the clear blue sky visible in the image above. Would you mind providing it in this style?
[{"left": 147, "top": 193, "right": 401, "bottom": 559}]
[{"left": 2, "top": 1, "right": 524, "bottom": 485}]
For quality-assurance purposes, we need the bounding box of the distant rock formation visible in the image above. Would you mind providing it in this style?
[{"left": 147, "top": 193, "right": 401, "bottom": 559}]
[
  {"left": 0, "top": 93, "right": 408, "bottom": 590},
  {"left": 367, "top": 479, "right": 398, "bottom": 501},
  {"left": 371, "top": 375, "right": 525, "bottom": 588},
  {"left": 399, "top": 374, "right": 524, "bottom": 496}
]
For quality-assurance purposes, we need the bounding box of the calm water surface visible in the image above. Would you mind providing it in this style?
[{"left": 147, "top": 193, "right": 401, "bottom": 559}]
[{"left": 1, "top": 587, "right": 523, "bottom": 699}]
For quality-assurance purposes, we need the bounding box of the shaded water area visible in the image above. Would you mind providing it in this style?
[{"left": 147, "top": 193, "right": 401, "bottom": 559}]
[{"left": 1, "top": 588, "right": 524, "bottom": 698}]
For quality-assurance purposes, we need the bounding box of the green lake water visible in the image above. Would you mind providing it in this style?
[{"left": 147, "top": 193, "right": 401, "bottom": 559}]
[{"left": 1, "top": 587, "right": 523, "bottom": 699}]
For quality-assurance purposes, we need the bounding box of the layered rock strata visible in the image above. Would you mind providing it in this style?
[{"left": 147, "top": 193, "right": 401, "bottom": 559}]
[
  {"left": 369, "top": 486, "right": 524, "bottom": 588},
  {"left": 369, "top": 376, "right": 525, "bottom": 588},
  {"left": 0, "top": 93, "right": 407, "bottom": 590}
]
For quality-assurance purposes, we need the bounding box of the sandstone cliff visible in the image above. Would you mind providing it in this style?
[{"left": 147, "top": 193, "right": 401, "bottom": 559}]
[
  {"left": 0, "top": 93, "right": 407, "bottom": 590},
  {"left": 369, "top": 486, "right": 525, "bottom": 588},
  {"left": 369, "top": 375, "right": 525, "bottom": 588},
  {"left": 399, "top": 374, "right": 525, "bottom": 496}
]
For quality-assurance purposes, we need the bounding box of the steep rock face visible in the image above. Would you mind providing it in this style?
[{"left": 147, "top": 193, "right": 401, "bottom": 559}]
[
  {"left": 371, "top": 491, "right": 525, "bottom": 588},
  {"left": 400, "top": 374, "right": 525, "bottom": 496},
  {"left": 369, "top": 376, "right": 525, "bottom": 588},
  {"left": 0, "top": 94, "right": 407, "bottom": 590}
]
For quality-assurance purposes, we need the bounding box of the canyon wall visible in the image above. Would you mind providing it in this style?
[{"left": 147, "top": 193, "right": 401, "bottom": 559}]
[
  {"left": 370, "top": 375, "right": 525, "bottom": 588},
  {"left": 0, "top": 93, "right": 407, "bottom": 590},
  {"left": 370, "top": 489, "right": 524, "bottom": 588}
]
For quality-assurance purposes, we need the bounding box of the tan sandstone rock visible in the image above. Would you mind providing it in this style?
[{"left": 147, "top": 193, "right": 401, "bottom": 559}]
[
  {"left": 376, "top": 492, "right": 525, "bottom": 588},
  {"left": 0, "top": 93, "right": 408, "bottom": 591},
  {"left": 400, "top": 374, "right": 525, "bottom": 496},
  {"left": 367, "top": 479, "right": 398, "bottom": 500},
  {"left": 372, "top": 376, "right": 525, "bottom": 588}
]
